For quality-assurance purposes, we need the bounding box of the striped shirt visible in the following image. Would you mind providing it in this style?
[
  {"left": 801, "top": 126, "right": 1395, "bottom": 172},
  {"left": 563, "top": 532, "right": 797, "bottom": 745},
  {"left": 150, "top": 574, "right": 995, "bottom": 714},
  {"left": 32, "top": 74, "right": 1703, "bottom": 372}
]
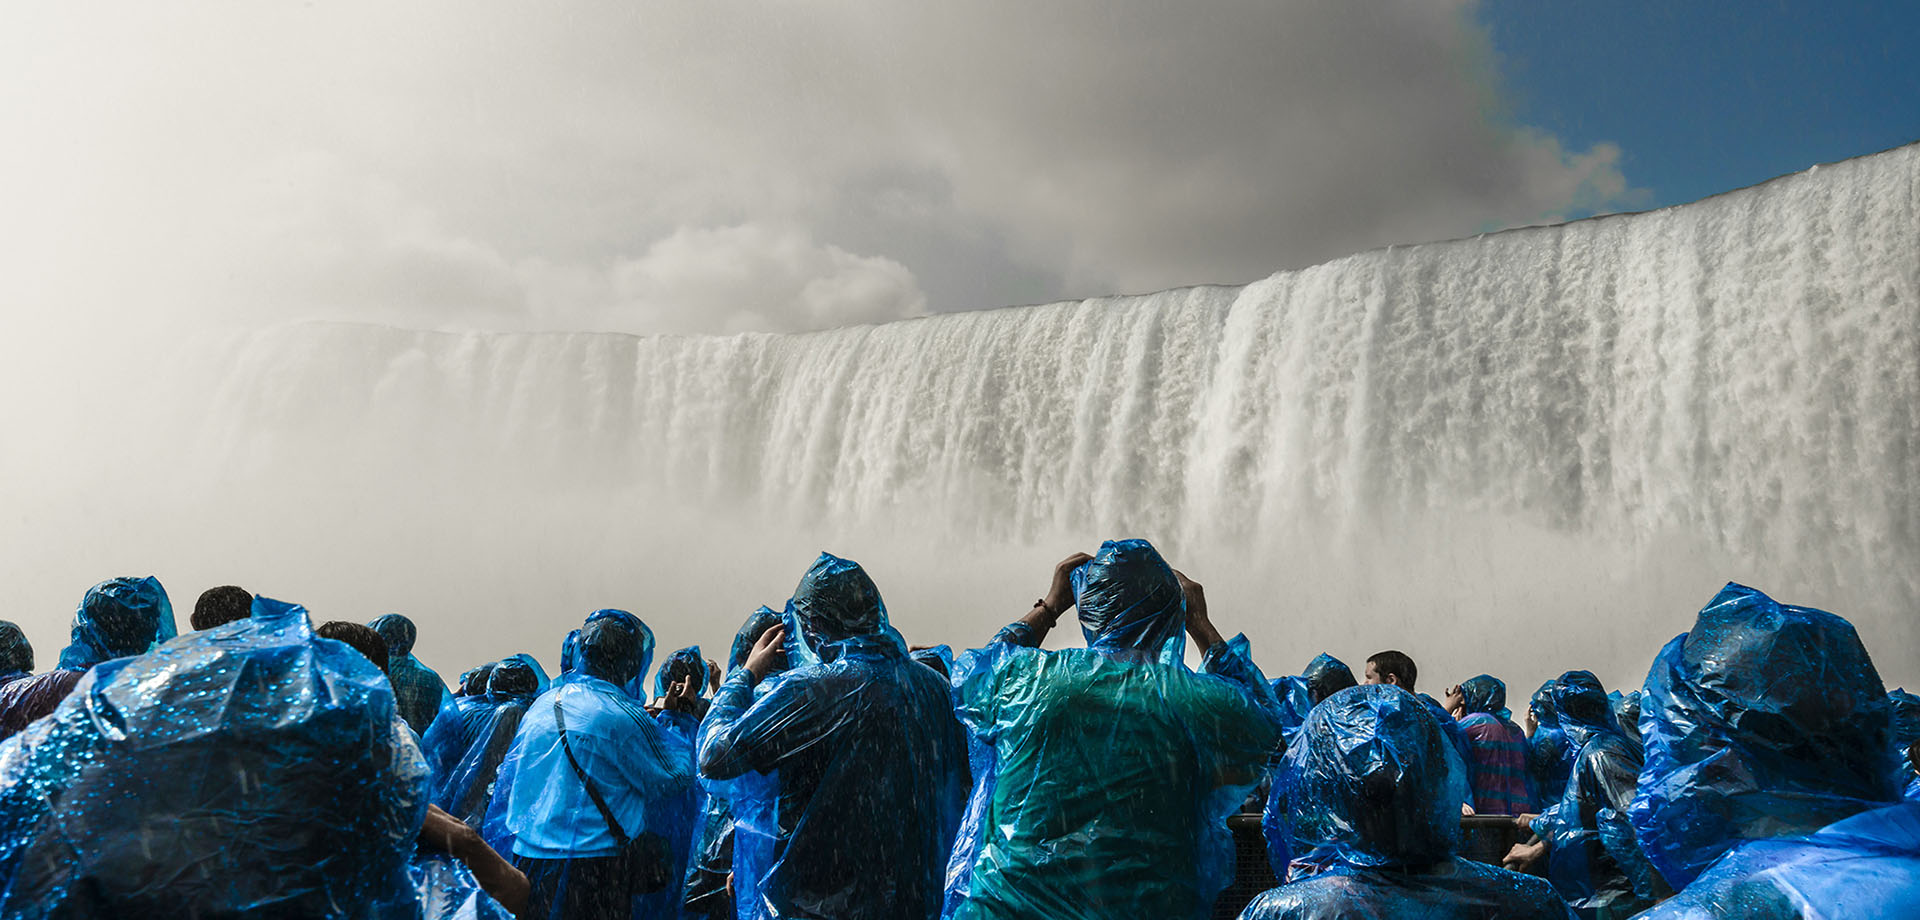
[{"left": 1458, "top": 712, "right": 1532, "bottom": 816}]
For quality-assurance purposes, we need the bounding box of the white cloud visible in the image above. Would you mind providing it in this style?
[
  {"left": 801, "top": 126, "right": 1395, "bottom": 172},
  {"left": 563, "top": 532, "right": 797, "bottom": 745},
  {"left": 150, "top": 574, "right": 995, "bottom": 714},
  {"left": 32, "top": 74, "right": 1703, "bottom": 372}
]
[
  {"left": 0, "top": 0, "right": 1644, "bottom": 337},
  {"left": 606, "top": 223, "right": 927, "bottom": 334}
]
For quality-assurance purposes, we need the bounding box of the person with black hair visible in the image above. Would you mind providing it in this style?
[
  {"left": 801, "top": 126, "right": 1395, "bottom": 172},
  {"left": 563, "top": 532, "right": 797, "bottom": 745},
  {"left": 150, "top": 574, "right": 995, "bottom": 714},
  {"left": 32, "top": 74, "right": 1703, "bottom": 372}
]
[{"left": 1363, "top": 649, "right": 1475, "bottom": 806}]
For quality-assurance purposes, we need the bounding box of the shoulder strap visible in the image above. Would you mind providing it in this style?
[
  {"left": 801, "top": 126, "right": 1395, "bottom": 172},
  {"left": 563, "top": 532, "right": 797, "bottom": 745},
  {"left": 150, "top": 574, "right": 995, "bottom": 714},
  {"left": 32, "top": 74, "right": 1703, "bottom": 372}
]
[{"left": 553, "top": 696, "right": 632, "bottom": 846}]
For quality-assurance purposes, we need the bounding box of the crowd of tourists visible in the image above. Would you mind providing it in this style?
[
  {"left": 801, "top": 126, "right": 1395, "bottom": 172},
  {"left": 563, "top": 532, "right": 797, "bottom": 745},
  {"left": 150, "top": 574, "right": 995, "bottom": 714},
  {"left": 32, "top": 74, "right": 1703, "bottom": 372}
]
[{"left": 0, "top": 538, "right": 1914, "bottom": 920}]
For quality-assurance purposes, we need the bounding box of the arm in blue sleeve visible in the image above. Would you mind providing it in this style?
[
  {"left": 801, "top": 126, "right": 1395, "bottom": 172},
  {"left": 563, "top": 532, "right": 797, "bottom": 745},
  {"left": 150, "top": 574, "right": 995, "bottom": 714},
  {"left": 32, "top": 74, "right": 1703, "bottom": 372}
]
[
  {"left": 697, "top": 668, "right": 847, "bottom": 781},
  {"left": 1200, "top": 633, "right": 1286, "bottom": 730}
]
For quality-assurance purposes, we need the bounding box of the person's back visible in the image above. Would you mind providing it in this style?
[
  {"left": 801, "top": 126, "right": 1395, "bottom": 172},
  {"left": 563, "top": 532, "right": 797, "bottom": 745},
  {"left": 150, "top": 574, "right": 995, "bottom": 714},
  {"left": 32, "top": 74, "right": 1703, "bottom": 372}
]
[
  {"left": 0, "top": 595, "right": 508, "bottom": 919},
  {"left": 1514, "top": 670, "right": 1658, "bottom": 913},
  {"left": 961, "top": 645, "right": 1271, "bottom": 915},
  {"left": 1631, "top": 582, "right": 1920, "bottom": 920},
  {"left": 426, "top": 657, "right": 540, "bottom": 828},
  {"left": 699, "top": 554, "right": 967, "bottom": 920},
  {"left": 1240, "top": 684, "right": 1571, "bottom": 920},
  {"left": 1450, "top": 675, "right": 1531, "bottom": 816},
  {"left": 0, "top": 577, "right": 174, "bottom": 742},
  {"left": 370, "top": 613, "right": 453, "bottom": 735},
  {"left": 492, "top": 608, "right": 695, "bottom": 920},
  {"left": 947, "top": 540, "right": 1281, "bottom": 920}
]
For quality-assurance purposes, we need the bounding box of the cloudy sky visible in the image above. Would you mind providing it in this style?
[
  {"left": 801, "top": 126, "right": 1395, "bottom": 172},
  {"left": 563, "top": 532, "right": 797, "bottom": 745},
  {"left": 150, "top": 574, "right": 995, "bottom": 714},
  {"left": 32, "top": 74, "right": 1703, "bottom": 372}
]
[{"left": 6, "top": 1, "right": 1906, "bottom": 345}]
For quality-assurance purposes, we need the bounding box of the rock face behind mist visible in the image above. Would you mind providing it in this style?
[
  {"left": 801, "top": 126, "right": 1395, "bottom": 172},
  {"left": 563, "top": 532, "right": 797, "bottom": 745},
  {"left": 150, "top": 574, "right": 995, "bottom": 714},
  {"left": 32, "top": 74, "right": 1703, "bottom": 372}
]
[{"left": 205, "top": 142, "right": 1920, "bottom": 693}]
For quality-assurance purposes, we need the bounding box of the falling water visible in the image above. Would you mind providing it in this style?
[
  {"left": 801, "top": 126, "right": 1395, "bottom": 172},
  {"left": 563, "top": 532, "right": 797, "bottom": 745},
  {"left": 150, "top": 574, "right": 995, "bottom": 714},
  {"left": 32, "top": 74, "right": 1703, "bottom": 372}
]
[{"left": 18, "top": 143, "right": 1920, "bottom": 697}]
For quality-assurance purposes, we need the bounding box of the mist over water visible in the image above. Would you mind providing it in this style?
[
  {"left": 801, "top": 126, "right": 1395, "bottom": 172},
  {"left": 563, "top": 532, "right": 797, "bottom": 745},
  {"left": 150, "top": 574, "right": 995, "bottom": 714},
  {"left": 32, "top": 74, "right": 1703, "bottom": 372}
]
[{"left": 6, "top": 143, "right": 1916, "bottom": 700}]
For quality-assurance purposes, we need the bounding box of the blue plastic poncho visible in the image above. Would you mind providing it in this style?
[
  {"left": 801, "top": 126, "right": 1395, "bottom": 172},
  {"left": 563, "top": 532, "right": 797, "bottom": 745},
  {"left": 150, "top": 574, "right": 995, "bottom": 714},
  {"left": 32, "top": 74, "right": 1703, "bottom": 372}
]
[
  {"left": 1889, "top": 689, "right": 1920, "bottom": 790},
  {"left": 1, "top": 578, "right": 179, "bottom": 741},
  {"left": 1525, "top": 678, "right": 1575, "bottom": 812},
  {"left": 1241, "top": 684, "right": 1572, "bottom": 920},
  {"left": 1454, "top": 675, "right": 1532, "bottom": 818},
  {"left": 948, "top": 539, "right": 1283, "bottom": 920},
  {"left": 458, "top": 662, "right": 498, "bottom": 697},
  {"left": 56, "top": 575, "right": 176, "bottom": 671},
  {"left": 699, "top": 554, "right": 967, "bottom": 920},
  {"left": 0, "top": 596, "right": 508, "bottom": 918},
  {"left": 494, "top": 609, "right": 685, "bottom": 853},
  {"left": 1459, "top": 675, "right": 1509, "bottom": 721},
  {"left": 684, "top": 607, "right": 787, "bottom": 918},
  {"left": 1301, "top": 653, "right": 1357, "bottom": 705},
  {"left": 910, "top": 644, "right": 955, "bottom": 678},
  {"left": 0, "top": 622, "right": 30, "bottom": 687},
  {"left": 1630, "top": 582, "right": 1919, "bottom": 918},
  {"left": 1528, "top": 670, "right": 1657, "bottom": 911},
  {"left": 654, "top": 645, "right": 711, "bottom": 725},
  {"left": 423, "top": 656, "right": 544, "bottom": 828},
  {"left": 369, "top": 613, "right": 454, "bottom": 735},
  {"left": 1610, "top": 689, "right": 1644, "bottom": 749}
]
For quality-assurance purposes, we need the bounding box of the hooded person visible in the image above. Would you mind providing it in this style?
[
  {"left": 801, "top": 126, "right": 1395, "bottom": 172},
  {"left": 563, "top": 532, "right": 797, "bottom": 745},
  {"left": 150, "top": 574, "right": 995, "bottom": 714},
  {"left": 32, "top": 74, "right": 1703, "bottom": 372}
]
[
  {"left": 698, "top": 554, "right": 968, "bottom": 920},
  {"left": 0, "top": 622, "right": 32, "bottom": 689},
  {"left": 0, "top": 576, "right": 176, "bottom": 741},
  {"left": 1302, "top": 653, "right": 1358, "bottom": 705},
  {"left": 1507, "top": 670, "right": 1660, "bottom": 916},
  {"left": 369, "top": 614, "right": 454, "bottom": 735},
  {"left": 683, "top": 606, "right": 786, "bottom": 918},
  {"left": 630, "top": 645, "right": 710, "bottom": 920},
  {"left": 1239, "top": 684, "right": 1572, "bottom": 920},
  {"left": 0, "top": 595, "right": 513, "bottom": 919},
  {"left": 487, "top": 608, "right": 697, "bottom": 920},
  {"left": 1525, "top": 678, "right": 1576, "bottom": 812},
  {"left": 423, "top": 657, "right": 544, "bottom": 829},
  {"left": 653, "top": 646, "right": 712, "bottom": 729},
  {"left": 1630, "top": 583, "right": 1920, "bottom": 920},
  {"left": 944, "top": 540, "right": 1284, "bottom": 920},
  {"left": 1448, "top": 674, "right": 1532, "bottom": 817},
  {"left": 1610, "top": 690, "right": 1644, "bottom": 750},
  {"left": 458, "top": 663, "right": 499, "bottom": 698}
]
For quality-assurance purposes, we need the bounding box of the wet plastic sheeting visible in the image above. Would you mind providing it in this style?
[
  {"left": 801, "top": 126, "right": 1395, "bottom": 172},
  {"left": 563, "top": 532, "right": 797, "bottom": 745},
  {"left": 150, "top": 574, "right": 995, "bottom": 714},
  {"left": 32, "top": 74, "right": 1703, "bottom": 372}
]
[
  {"left": 686, "top": 607, "right": 788, "bottom": 918},
  {"left": 492, "top": 609, "right": 691, "bottom": 860},
  {"left": 1634, "top": 801, "right": 1920, "bottom": 920},
  {"left": 372, "top": 613, "right": 456, "bottom": 735},
  {"left": 0, "top": 622, "right": 30, "bottom": 685},
  {"left": 699, "top": 554, "right": 967, "bottom": 920},
  {"left": 1889, "top": 689, "right": 1920, "bottom": 784},
  {"left": 1242, "top": 684, "right": 1571, "bottom": 920},
  {"left": 655, "top": 646, "right": 709, "bottom": 700},
  {"left": 1528, "top": 670, "right": 1655, "bottom": 911},
  {"left": 947, "top": 539, "right": 1281, "bottom": 920},
  {"left": 0, "top": 596, "right": 506, "bottom": 918},
  {"left": 1632, "top": 582, "right": 1906, "bottom": 902},
  {"left": 1524, "top": 679, "right": 1575, "bottom": 813},
  {"left": 910, "top": 644, "right": 955, "bottom": 678},
  {"left": 56, "top": 576, "right": 176, "bottom": 670},
  {"left": 423, "top": 658, "right": 543, "bottom": 829},
  {"left": 1300, "top": 653, "right": 1356, "bottom": 705}
]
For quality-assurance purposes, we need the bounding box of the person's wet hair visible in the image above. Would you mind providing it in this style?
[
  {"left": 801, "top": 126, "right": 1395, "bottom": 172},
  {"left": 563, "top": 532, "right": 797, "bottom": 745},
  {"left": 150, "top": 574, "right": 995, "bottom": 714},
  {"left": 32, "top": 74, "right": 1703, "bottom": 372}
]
[
  {"left": 1367, "top": 650, "right": 1417, "bottom": 691},
  {"left": 317, "top": 621, "right": 390, "bottom": 678},
  {"left": 191, "top": 585, "right": 252, "bottom": 631}
]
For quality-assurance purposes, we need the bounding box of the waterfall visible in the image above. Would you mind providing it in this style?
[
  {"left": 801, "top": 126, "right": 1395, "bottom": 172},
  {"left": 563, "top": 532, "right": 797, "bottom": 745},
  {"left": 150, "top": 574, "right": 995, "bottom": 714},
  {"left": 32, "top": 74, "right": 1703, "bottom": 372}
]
[{"left": 36, "top": 143, "right": 1920, "bottom": 696}]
